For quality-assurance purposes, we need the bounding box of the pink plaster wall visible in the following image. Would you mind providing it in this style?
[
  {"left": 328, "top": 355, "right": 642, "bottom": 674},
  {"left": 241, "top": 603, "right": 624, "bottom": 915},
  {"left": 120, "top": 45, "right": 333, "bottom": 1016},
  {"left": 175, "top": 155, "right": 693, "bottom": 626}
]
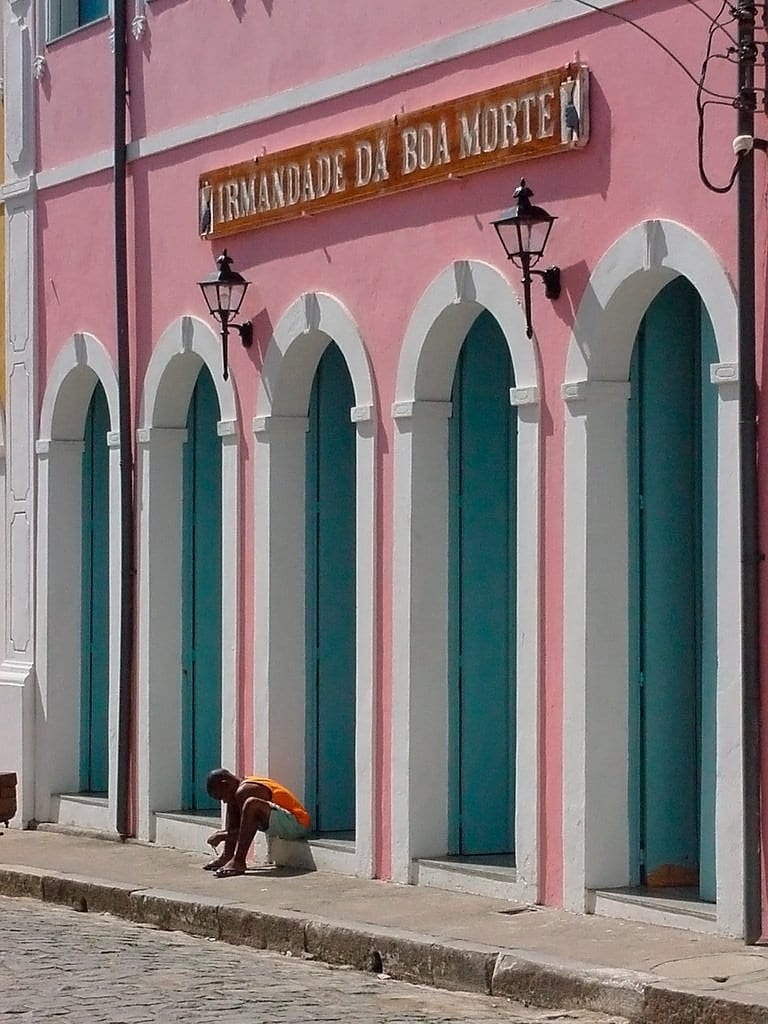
[
  {"left": 35, "top": 0, "right": 763, "bottom": 909},
  {"left": 37, "top": 20, "right": 114, "bottom": 170}
]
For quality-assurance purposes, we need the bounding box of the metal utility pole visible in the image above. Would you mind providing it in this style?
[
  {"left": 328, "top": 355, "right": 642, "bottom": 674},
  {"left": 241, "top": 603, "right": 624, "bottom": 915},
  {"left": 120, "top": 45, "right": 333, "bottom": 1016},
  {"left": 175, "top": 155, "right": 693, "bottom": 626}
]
[
  {"left": 735, "top": 0, "right": 762, "bottom": 945},
  {"left": 113, "top": 0, "right": 134, "bottom": 839}
]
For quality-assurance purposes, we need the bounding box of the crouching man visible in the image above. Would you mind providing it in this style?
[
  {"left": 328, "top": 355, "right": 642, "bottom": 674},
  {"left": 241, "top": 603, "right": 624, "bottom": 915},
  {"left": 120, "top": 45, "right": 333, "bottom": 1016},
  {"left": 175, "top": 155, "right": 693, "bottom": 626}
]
[{"left": 204, "top": 768, "right": 311, "bottom": 878}]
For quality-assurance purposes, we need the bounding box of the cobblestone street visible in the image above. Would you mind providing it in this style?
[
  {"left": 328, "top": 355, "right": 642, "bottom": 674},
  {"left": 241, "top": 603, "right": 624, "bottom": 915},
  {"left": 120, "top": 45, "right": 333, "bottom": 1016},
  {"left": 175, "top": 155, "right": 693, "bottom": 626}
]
[{"left": 0, "top": 897, "right": 624, "bottom": 1023}]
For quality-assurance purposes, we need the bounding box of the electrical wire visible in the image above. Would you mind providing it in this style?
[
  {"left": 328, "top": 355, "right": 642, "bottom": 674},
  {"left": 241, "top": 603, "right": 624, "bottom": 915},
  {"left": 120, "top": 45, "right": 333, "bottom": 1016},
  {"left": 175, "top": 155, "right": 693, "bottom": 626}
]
[
  {"left": 569, "top": 0, "right": 751, "bottom": 192},
  {"left": 567, "top": 0, "right": 737, "bottom": 97},
  {"left": 696, "top": 0, "right": 745, "bottom": 191}
]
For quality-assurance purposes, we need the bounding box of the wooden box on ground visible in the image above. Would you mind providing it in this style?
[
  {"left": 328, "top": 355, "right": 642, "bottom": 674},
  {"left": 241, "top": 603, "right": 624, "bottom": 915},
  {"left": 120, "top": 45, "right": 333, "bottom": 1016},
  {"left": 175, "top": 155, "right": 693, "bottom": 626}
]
[{"left": 0, "top": 772, "right": 17, "bottom": 825}]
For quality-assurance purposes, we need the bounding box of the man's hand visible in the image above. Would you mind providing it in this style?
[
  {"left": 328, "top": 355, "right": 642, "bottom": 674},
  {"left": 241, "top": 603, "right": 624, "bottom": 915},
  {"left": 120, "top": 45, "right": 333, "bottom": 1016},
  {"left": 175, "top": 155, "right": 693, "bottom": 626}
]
[{"left": 206, "top": 829, "right": 230, "bottom": 849}]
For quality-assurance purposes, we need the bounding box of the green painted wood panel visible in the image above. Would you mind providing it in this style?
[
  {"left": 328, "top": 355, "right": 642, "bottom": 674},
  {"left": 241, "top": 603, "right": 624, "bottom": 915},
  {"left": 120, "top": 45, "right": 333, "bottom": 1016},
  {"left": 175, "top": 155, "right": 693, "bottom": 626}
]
[
  {"left": 448, "top": 311, "right": 516, "bottom": 856},
  {"left": 698, "top": 304, "right": 718, "bottom": 902},
  {"left": 181, "top": 369, "right": 222, "bottom": 811},
  {"left": 79, "top": 383, "right": 110, "bottom": 793},
  {"left": 306, "top": 342, "right": 356, "bottom": 834},
  {"left": 628, "top": 277, "right": 716, "bottom": 896}
]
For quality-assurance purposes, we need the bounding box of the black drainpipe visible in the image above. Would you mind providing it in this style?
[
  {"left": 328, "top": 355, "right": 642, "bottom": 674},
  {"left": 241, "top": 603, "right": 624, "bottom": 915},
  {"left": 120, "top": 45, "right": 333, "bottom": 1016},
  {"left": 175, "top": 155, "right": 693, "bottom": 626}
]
[
  {"left": 113, "top": 0, "right": 134, "bottom": 839},
  {"left": 736, "top": 0, "right": 761, "bottom": 945}
]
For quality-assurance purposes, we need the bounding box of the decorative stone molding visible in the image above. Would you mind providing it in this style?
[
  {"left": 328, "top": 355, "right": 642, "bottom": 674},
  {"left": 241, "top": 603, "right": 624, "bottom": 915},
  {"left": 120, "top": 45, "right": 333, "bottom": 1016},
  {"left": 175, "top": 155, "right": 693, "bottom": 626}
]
[
  {"left": 0, "top": 177, "right": 35, "bottom": 203},
  {"left": 391, "top": 399, "right": 452, "bottom": 420},
  {"left": 561, "top": 380, "right": 588, "bottom": 402},
  {"left": 561, "top": 380, "right": 630, "bottom": 403},
  {"left": 643, "top": 219, "right": 665, "bottom": 271},
  {"left": 4, "top": 0, "right": 39, "bottom": 829},
  {"left": 509, "top": 386, "right": 539, "bottom": 406},
  {"left": 131, "top": 13, "right": 147, "bottom": 39},
  {"left": 710, "top": 362, "right": 738, "bottom": 386},
  {"left": 252, "top": 414, "right": 308, "bottom": 435},
  {"left": 136, "top": 426, "right": 188, "bottom": 446},
  {"left": 216, "top": 418, "right": 238, "bottom": 438},
  {"left": 132, "top": 0, "right": 151, "bottom": 39},
  {"left": 350, "top": 404, "right": 375, "bottom": 423}
]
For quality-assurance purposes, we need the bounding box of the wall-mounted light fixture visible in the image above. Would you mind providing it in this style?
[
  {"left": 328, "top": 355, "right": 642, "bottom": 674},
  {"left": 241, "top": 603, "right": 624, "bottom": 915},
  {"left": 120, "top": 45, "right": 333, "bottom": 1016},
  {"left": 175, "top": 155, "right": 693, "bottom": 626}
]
[
  {"left": 491, "top": 178, "right": 561, "bottom": 339},
  {"left": 198, "top": 249, "right": 253, "bottom": 380}
]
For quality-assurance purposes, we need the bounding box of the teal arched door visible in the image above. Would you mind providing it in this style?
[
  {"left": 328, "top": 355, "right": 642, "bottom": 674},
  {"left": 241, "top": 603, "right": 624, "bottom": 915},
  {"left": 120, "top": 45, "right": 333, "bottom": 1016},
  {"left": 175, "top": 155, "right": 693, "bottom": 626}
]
[
  {"left": 628, "top": 277, "right": 717, "bottom": 900},
  {"left": 80, "top": 383, "right": 110, "bottom": 793},
  {"left": 181, "top": 368, "right": 222, "bottom": 811},
  {"left": 448, "top": 311, "right": 516, "bottom": 856},
  {"left": 305, "top": 342, "right": 356, "bottom": 834}
]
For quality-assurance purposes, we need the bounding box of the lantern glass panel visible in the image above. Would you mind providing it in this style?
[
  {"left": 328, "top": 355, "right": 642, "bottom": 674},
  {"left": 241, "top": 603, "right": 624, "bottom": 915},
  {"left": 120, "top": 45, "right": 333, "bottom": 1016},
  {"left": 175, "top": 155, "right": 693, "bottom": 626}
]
[
  {"left": 218, "top": 282, "right": 234, "bottom": 315},
  {"left": 494, "top": 219, "right": 523, "bottom": 259},
  {"left": 227, "top": 281, "right": 247, "bottom": 317},
  {"left": 526, "top": 218, "right": 552, "bottom": 259},
  {"left": 199, "top": 281, "right": 220, "bottom": 318}
]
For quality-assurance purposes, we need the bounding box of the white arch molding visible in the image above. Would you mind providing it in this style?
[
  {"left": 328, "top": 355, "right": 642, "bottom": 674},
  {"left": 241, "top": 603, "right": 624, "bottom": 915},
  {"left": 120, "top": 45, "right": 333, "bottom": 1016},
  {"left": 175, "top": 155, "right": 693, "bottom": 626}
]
[
  {"left": 253, "top": 292, "right": 376, "bottom": 879},
  {"left": 35, "top": 333, "right": 121, "bottom": 832},
  {"left": 561, "top": 220, "right": 744, "bottom": 937},
  {"left": 391, "top": 259, "right": 540, "bottom": 902},
  {"left": 136, "top": 315, "right": 240, "bottom": 843}
]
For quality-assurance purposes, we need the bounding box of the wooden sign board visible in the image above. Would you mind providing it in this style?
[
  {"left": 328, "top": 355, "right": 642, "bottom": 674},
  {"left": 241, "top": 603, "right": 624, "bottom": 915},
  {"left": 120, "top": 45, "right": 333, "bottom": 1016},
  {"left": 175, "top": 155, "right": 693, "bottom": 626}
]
[{"left": 199, "top": 64, "right": 589, "bottom": 239}]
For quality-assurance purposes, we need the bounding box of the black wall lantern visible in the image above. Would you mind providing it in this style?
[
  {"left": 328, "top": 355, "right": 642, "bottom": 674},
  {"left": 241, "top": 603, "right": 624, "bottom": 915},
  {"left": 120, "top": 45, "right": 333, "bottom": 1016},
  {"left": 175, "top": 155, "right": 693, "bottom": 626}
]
[
  {"left": 491, "top": 178, "right": 561, "bottom": 338},
  {"left": 198, "top": 250, "right": 254, "bottom": 380}
]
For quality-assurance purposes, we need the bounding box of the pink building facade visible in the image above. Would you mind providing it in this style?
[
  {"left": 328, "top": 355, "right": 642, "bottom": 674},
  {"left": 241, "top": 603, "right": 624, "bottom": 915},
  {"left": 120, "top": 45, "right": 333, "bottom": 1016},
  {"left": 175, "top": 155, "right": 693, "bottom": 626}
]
[{"left": 2, "top": 0, "right": 767, "bottom": 940}]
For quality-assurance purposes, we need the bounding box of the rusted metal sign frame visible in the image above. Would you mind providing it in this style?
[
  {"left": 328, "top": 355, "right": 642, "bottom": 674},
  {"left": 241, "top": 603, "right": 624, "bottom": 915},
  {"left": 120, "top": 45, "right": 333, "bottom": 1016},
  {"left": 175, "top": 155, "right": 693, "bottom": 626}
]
[{"left": 199, "top": 64, "right": 589, "bottom": 239}]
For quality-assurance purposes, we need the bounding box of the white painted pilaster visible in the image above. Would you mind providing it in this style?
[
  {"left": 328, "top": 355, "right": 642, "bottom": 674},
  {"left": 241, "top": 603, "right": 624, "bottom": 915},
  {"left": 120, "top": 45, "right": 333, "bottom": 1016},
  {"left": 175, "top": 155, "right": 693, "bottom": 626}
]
[
  {"left": 33, "top": 439, "right": 83, "bottom": 821},
  {"left": 2, "top": 0, "right": 37, "bottom": 825},
  {"left": 390, "top": 400, "right": 452, "bottom": 882},
  {"left": 218, "top": 418, "right": 240, "bottom": 777},
  {"left": 353, "top": 405, "right": 376, "bottom": 880},
  {"left": 561, "top": 380, "right": 631, "bottom": 910},
  {"left": 252, "top": 414, "right": 309, "bottom": 799},
  {"left": 136, "top": 426, "right": 187, "bottom": 841},
  {"left": 712, "top": 372, "right": 743, "bottom": 937}
]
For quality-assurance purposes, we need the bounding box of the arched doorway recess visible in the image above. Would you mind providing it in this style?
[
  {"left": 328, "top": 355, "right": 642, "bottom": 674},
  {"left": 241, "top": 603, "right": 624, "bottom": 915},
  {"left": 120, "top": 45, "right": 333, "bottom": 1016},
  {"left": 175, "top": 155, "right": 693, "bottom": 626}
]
[
  {"left": 305, "top": 341, "right": 356, "bottom": 834},
  {"left": 136, "top": 316, "right": 239, "bottom": 844},
  {"left": 181, "top": 366, "right": 223, "bottom": 811},
  {"left": 36, "top": 333, "right": 120, "bottom": 831},
  {"left": 391, "top": 260, "right": 538, "bottom": 902},
  {"left": 80, "top": 381, "right": 110, "bottom": 795},
  {"left": 561, "top": 220, "right": 742, "bottom": 936},
  {"left": 254, "top": 293, "right": 375, "bottom": 877},
  {"left": 448, "top": 310, "right": 516, "bottom": 858},
  {"left": 628, "top": 277, "right": 717, "bottom": 900}
]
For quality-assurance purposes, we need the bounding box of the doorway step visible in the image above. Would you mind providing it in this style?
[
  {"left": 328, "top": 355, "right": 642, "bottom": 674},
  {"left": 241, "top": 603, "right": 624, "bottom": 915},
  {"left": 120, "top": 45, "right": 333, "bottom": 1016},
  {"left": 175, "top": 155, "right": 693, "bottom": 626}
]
[
  {"left": 414, "top": 854, "right": 530, "bottom": 902},
  {"left": 51, "top": 792, "right": 110, "bottom": 832},
  {"left": 267, "top": 833, "right": 356, "bottom": 874},
  {"left": 153, "top": 809, "right": 219, "bottom": 853},
  {"left": 588, "top": 886, "right": 717, "bottom": 935}
]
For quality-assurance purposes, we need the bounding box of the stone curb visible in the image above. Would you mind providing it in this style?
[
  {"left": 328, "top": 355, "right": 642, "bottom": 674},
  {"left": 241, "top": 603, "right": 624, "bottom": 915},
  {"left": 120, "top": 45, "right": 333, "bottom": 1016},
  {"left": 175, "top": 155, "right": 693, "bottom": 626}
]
[
  {"left": 492, "top": 950, "right": 654, "bottom": 1020},
  {"left": 642, "top": 984, "right": 768, "bottom": 1024},
  {"left": 2, "top": 864, "right": 768, "bottom": 1023}
]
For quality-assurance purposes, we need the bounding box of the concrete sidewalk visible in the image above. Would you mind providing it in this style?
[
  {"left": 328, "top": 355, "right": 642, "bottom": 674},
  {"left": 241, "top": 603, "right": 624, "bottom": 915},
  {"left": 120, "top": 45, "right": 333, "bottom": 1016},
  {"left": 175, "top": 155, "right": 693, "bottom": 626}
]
[{"left": 2, "top": 829, "right": 768, "bottom": 1023}]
